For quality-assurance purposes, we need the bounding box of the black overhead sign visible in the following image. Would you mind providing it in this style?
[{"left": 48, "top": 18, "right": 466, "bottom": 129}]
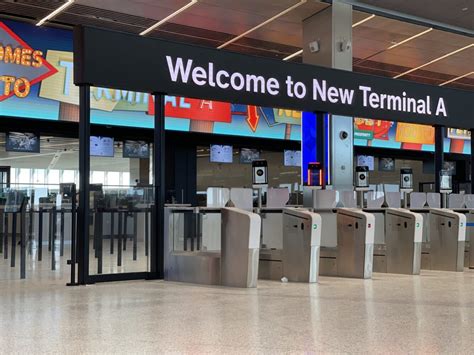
[{"left": 74, "top": 26, "right": 474, "bottom": 128}]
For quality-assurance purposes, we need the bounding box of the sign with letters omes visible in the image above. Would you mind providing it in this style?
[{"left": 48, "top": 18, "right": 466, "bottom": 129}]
[{"left": 74, "top": 26, "right": 474, "bottom": 129}]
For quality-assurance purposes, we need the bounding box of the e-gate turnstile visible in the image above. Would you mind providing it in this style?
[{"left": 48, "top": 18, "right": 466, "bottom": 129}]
[
  {"left": 336, "top": 208, "right": 375, "bottom": 279},
  {"left": 384, "top": 208, "right": 423, "bottom": 275},
  {"left": 164, "top": 206, "right": 261, "bottom": 288},
  {"left": 428, "top": 209, "right": 466, "bottom": 272},
  {"left": 282, "top": 208, "right": 321, "bottom": 283}
]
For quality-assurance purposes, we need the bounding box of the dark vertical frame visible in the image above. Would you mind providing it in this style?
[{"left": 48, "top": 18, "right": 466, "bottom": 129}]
[
  {"left": 471, "top": 129, "right": 474, "bottom": 193},
  {"left": 77, "top": 85, "right": 90, "bottom": 285},
  {"left": 150, "top": 93, "right": 165, "bottom": 278},
  {"left": 434, "top": 125, "right": 444, "bottom": 193},
  {"left": 315, "top": 112, "right": 326, "bottom": 188}
]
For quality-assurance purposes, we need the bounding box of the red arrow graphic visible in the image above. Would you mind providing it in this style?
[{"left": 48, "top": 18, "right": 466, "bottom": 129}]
[{"left": 246, "top": 105, "right": 259, "bottom": 132}]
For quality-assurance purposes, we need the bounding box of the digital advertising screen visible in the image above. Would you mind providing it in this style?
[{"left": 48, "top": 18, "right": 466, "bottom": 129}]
[
  {"left": 6, "top": 132, "right": 40, "bottom": 153},
  {"left": 240, "top": 148, "right": 260, "bottom": 163},
  {"left": 123, "top": 140, "right": 149, "bottom": 159},
  {"left": 354, "top": 118, "right": 471, "bottom": 154},
  {"left": 0, "top": 19, "right": 301, "bottom": 142},
  {"left": 90, "top": 136, "right": 114, "bottom": 157},
  {"left": 210, "top": 145, "right": 233, "bottom": 163},
  {"left": 284, "top": 150, "right": 301, "bottom": 167}
]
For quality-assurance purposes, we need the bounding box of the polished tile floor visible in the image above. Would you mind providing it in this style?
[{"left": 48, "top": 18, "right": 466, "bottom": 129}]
[{"left": 0, "top": 269, "right": 473, "bottom": 353}]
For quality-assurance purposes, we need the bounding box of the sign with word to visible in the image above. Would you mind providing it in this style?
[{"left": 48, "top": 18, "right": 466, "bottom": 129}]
[{"left": 0, "top": 21, "right": 57, "bottom": 101}]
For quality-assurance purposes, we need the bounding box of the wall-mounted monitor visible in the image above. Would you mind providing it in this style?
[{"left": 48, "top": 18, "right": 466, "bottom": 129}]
[
  {"left": 123, "top": 140, "right": 149, "bottom": 159},
  {"left": 284, "top": 150, "right": 301, "bottom": 167},
  {"left": 6, "top": 132, "right": 40, "bottom": 153},
  {"left": 240, "top": 148, "right": 260, "bottom": 163},
  {"left": 210, "top": 144, "right": 233, "bottom": 163},
  {"left": 90, "top": 136, "right": 114, "bottom": 157},
  {"left": 357, "top": 155, "right": 374, "bottom": 171}
]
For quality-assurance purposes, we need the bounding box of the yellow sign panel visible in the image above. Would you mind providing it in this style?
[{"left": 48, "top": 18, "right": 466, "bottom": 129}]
[
  {"left": 395, "top": 123, "right": 435, "bottom": 145},
  {"left": 273, "top": 109, "right": 301, "bottom": 125}
]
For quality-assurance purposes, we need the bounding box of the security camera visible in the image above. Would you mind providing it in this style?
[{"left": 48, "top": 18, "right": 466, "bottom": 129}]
[
  {"left": 339, "top": 131, "right": 349, "bottom": 140},
  {"left": 308, "top": 40, "right": 320, "bottom": 53}
]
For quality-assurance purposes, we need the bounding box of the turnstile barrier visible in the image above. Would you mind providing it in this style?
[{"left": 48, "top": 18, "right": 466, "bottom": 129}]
[
  {"left": 282, "top": 208, "right": 321, "bottom": 283},
  {"left": 164, "top": 207, "right": 261, "bottom": 287},
  {"left": 384, "top": 208, "right": 423, "bottom": 275},
  {"left": 428, "top": 209, "right": 466, "bottom": 272},
  {"left": 336, "top": 208, "right": 375, "bottom": 279}
]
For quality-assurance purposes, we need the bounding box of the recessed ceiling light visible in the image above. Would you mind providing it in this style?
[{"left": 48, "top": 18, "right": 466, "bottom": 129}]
[{"left": 461, "top": 7, "right": 468, "bottom": 11}]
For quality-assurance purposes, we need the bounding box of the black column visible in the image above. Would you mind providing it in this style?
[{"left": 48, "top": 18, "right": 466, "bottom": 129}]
[
  {"left": 471, "top": 129, "right": 474, "bottom": 193},
  {"left": 434, "top": 125, "right": 445, "bottom": 193},
  {"left": 315, "top": 112, "right": 326, "bottom": 188},
  {"left": 77, "top": 85, "right": 91, "bottom": 285},
  {"left": 151, "top": 93, "right": 165, "bottom": 278}
]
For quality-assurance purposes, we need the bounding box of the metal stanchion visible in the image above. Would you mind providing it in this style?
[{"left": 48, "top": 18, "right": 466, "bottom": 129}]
[
  {"left": 60, "top": 209, "right": 65, "bottom": 257},
  {"left": 48, "top": 209, "right": 53, "bottom": 252},
  {"left": 20, "top": 201, "right": 26, "bottom": 279},
  {"left": 123, "top": 213, "right": 128, "bottom": 251},
  {"left": 11, "top": 212, "right": 17, "bottom": 267},
  {"left": 0, "top": 209, "right": 3, "bottom": 255},
  {"left": 133, "top": 211, "right": 137, "bottom": 261},
  {"left": 3, "top": 213, "right": 8, "bottom": 259},
  {"left": 97, "top": 210, "right": 103, "bottom": 274},
  {"left": 117, "top": 211, "right": 123, "bottom": 267},
  {"left": 51, "top": 207, "right": 57, "bottom": 271},
  {"left": 110, "top": 210, "right": 115, "bottom": 255},
  {"left": 38, "top": 208, "right": 43, "bottom": 261},
  {"left": 67, "top": 185, "right": 78, "bottom": 286},
  {"left": 144, "top": 209, "right": 149, "bottom": 257}
]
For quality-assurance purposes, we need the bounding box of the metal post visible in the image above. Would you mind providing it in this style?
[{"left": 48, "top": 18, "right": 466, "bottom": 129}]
[
  {"left": 51, "top": 207, "right": 57, "bottom": 271},
  {"left": 78, "top": 84, "right": 91, "bottom": 285},
  {"left": 434, "top": 126, "right": 444, "bottom": 193},
  {"left": 11, "top": 212, "right": 16, "bottom": 267},
  {"left": 20, "top": 200, "right": 26, "bottom": 279},
  {"left": 38, "top": 208, "right": 43, "bottom": 261},
  {"left": 110, "top": 210, "right": 115, "bottom": 254},
  {"left": 3, "top": 213, "right": 8, "bottom": 259},
  {"left": 151, "top": 93, "right": 165, "bottom": 278},
  {"left": 67, "top": 184, "right": 77, "bottom": 286},
  {"left": 60, "top": 210, "right": 65, "bottom": 257},
  {"left": 133, "top": 212, "right": 137, "bottom": 261}
]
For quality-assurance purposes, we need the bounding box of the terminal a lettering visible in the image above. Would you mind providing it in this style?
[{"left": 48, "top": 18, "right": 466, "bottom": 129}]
[{"left": 359, "top": 86, "right": 447, "bottom": 117}]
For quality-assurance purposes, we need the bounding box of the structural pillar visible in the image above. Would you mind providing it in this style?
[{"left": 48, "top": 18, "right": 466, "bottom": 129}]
[
  {"left": 434, "top": 126, "right": 445, "bottom": 193},
  {"left": 303, "top": 0, "right": 354, "bottom": 189},
  {"left": 129, "top": 158, "right": 150, "bottom": 185}
]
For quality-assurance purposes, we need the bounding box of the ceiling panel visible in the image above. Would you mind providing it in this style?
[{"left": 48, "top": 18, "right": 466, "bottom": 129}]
[
  {"left": 0, "top": 0, "right": 473, "bottom": 93},
  {"left": 354, "top": 0, "right": 474, "bottom": 32}
]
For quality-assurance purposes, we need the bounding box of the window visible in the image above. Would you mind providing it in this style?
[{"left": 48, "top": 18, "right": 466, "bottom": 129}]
[
  {"left": 107, "top": 171, "right": 120, "bottom": 186},
  {"left": 62, "top": 170, "right": 75, "bottom": 183},
  {"left": 48, "top": 170, "right": 60, "bottom": 185},
  {"left": 91, "top": 171, "right": 105, "bottom": 185}
]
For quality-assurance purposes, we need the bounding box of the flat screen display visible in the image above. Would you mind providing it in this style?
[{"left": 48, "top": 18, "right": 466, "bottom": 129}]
[
  {"left": 240, "top": 148, "right": 260, "bottom": 163},
  {"left": 6, "top": 132, "right": 40, "bottom": 153},
  {"left": 357, "top": 155, "right": 375, "bottom": 171},
  {"left": 123, "top": 140, "right": 149, "bottom": 158},
  {"left": 284, "top": 150, "right": 301, "bottom": 167},
  {"left": 210, "top": 145, "right": 233, "bottom": 163},
  {"left": 90, "top": 136, "right": 114, "bottom": 157}
]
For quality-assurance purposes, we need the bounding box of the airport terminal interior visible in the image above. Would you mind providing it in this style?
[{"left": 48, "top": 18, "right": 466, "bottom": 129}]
[{"left": 0, "top": 0, "right": 473, "bottom": 353}]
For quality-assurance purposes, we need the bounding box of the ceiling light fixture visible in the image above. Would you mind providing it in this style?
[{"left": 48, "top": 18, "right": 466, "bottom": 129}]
[
  {"left": 217, "top": 0, "right": 307, "bottom": 49},
  {"left": 36, "top": 0, "right": 75, "bottom": 26},
  {"left": 140, "top": 0, "right": 198, "bottom": 36},
  {"left": 394, "top": 43, "right": 474, "bottom": 78},
  {"left": 283, "top": 49, "right": 303, "bottom": 61},
  {"left": 352, "top": 14, "right": 375, "bottom": 28},
  {"left": 387, "top": 28, "right": 433, "bottom": 49},
  {"left": 439, "top": 71, "right": 474, "bottom": 86}
]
